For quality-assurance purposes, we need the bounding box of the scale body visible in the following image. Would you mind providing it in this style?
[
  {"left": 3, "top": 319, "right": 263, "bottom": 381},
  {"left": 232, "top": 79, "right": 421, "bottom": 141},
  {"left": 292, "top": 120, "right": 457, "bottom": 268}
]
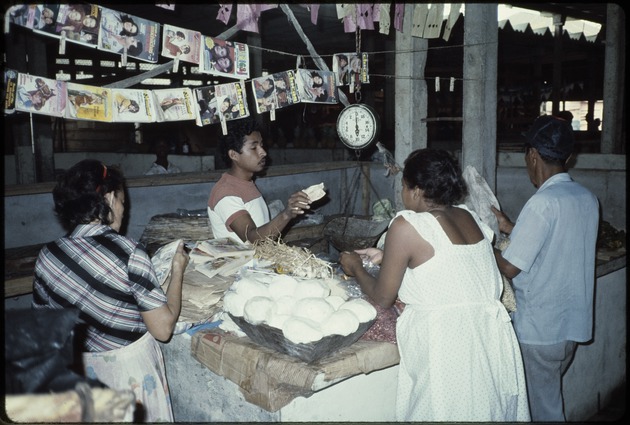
[{"left": 336, "top": 103, "right": 380, "bottom": 150}]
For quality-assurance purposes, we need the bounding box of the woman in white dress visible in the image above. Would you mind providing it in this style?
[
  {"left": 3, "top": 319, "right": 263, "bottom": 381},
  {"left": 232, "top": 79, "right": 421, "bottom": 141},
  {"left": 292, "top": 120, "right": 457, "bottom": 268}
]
[{"left": 340, "top": 149, "right": 530, "bottom": 422}]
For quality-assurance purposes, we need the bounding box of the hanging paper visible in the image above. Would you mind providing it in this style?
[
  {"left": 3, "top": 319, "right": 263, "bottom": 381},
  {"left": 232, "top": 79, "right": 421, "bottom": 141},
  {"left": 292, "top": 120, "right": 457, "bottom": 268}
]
[
  {"left": 199, "top": 35, "right": 249, "bottom": 80},
  {"left": 161, "top": 24, "right": 202, "bottom": 65},
  {"left": 36, "top": 4, "right": 100, "bottom": 49},
  {"left": 193, "top": 81, "right": 249, "bottom": 127},
  {"left": 65, "top": 81, "right": 113, "bottom": 122},
  {"left": 3, "top": 68, "right": 19, "bottom": 115},
  {"left": 251, "top": 70, "right": 299, "bottom": 115},
  {"left": 152, "top": 87, "right": 196, "bottom": 123},
  {"left": 442, "top": 4, "right": 462, "bottom": 42},
  {"left": 411, "top": 4, "right": 429, "bottom": 38},
  {"left": 112, "top": 88, "right": 157, "bottom": 123},
  {"left": 333, "top": 52, "right": 369, "bottom": 87},
  {"left": 378, "top": 3, "right": 392, "bottom": 35},
  {"left": 15, "top": 73, "right": 66, "bottom": 118},
  {"left": 422, "top": 3, "right": 444, "bottom": 39},
  {"left": 97, "top": 6, "right": 160, "bottom": 63},
  {"left": 295, "top": 69, "right": 338, "bottom": 104}
]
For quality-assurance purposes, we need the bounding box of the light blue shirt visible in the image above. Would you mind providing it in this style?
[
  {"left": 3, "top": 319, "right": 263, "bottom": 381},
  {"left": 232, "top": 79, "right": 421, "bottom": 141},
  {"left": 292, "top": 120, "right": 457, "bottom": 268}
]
[{"left": 503, "top": 173, "right": 599, "bottom": 345}]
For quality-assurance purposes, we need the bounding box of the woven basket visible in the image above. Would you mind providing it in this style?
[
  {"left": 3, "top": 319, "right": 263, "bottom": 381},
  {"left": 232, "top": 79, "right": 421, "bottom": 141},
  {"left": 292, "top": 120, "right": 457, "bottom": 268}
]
[{"left": 229, "top": 314, "right": 375, "bottom": 363}]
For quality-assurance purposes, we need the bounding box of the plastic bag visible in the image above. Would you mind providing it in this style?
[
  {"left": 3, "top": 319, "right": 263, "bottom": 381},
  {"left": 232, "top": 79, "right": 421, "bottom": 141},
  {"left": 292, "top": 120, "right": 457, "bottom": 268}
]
[{"left": 4, "top": 308, "right": 104, "bottom": 394}]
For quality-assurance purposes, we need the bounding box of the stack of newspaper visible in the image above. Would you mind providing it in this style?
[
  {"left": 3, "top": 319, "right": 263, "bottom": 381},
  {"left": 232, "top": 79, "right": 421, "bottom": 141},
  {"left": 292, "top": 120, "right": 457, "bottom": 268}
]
[{"left": 190, "top": 238, "right": 255, "bottom": 279}]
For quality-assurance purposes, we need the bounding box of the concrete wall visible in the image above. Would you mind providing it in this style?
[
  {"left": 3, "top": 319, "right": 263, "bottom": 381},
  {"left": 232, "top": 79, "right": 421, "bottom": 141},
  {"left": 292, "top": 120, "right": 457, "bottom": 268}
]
[
  {"left": 496, "top": 153, "right": 626, "bottom": 231},
  {"left": 4, "top": 153, "right": 624, "bottom": 249},
  {"left": 4, "top": 148, "right": 351, "bottom": 184},
  {"left": 4, "top": 163, "right": 396, "bottom": 249}
]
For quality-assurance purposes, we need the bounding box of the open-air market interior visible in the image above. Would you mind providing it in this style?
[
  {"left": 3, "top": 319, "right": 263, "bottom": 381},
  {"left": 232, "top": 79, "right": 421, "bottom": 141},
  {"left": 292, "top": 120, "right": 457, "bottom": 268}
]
[{"left": 3, "top": 3, "right": 626, "bottom": 422}]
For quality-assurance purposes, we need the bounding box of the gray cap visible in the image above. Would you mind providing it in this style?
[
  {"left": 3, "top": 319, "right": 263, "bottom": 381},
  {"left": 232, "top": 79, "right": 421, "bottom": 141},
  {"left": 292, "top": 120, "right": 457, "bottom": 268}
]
[{"left": 523, "top": 115, "right": 574, "bottom": 160}]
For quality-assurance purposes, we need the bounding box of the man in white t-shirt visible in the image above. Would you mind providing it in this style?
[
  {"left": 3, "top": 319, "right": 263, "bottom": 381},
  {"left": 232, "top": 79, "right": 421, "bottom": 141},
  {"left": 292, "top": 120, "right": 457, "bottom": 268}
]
[{"left": 208, "top": 118, "right": 311, "bottom": 243}]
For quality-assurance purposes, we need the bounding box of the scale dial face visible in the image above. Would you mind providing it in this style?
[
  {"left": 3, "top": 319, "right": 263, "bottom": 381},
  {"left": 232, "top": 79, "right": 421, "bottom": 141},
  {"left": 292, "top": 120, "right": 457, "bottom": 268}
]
[{"left": 336, "top": 103, "right": 380, "bottom": 149}]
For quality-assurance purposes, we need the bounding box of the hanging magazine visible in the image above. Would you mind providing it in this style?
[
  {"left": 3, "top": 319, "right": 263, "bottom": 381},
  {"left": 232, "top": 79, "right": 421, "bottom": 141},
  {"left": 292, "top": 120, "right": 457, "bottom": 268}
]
[
  {"left": 194, "top": 81, "right": 249, "bottom": 126},
  {"left": 4, "top": 69, "right": 18, "bottom": 115},
  {"left": 160, "top": 24, "right": 202, "bottom": 64},
  {"left": 199, "top": 35, "right": 249, "bottom": 80},
  {"left": 112, "top": 88, "right": 157, "bottom": 122},
  {"left": 29, "top": 4, "right": 61, "bottom": 37},
  {"left": 65, "top": 82, "right": 113, "bottom": 122},
  {"left": 295, "top": 69, "right": 338, "bottom": 104},
  {"left": 333, "top": 52, "right": 370, "bottom": 86},
  {"left": 6, "top": 4, "right": 38, "bottom": 29},
  {"left": 251, "top": 70, "right": 299, "bottom": 114},
  {"left": 38, "top": 3, "right": 102, "bottom": 48},
  {"left": 97, "top": 6, "right": 160, "bottom": 63},
  {"left": 193, "top": 85, "right": 220, "bottom": 126},
  {"left": 152, "top": 87, "right": 196, "bottom": 122},
  {"left": 15, "top": 73, "right": 66, "bottom": 117}
]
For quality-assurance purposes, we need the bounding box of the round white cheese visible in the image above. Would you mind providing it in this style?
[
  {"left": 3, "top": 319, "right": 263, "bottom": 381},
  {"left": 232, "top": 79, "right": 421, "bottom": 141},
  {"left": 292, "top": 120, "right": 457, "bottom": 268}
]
[
  {"left": 243, "top": 296, "right": 274, "bottom": 325},
  {"left": 292, "top": 297, "right": 335, "bottom": 324},
  {"left": 321, "top": 309, "right": 360, "bottom": 336},
  {"left": 339, "top": 298, "right": 377, "bottom": 322},
  {"left": 293, "top": 279, "right": 330, "bottom": 299},
  {"left": 282, "top": 317, "right": 323, "bottom": 344},
  {"left": 223, "top": 290, "right": 247, "bottom": 317}
]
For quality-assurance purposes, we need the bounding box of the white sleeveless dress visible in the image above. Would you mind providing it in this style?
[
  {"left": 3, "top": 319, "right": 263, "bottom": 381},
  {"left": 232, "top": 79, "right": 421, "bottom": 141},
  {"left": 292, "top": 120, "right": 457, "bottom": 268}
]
[{"left": 394, "top": 206, "right": 530, "bottom": 422}]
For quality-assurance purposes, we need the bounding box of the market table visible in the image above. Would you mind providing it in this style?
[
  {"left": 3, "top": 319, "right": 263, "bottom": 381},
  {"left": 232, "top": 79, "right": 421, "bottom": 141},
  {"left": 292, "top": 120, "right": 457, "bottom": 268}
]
[{"left": 160, "top": 327, "right": 400, "bottom": 422}]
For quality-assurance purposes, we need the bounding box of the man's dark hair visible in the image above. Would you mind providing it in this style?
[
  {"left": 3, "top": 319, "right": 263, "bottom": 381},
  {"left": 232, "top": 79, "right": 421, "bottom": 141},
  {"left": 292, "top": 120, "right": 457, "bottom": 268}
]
[{"left": 218, "top": 118, "right": 261, "bottom": 167}]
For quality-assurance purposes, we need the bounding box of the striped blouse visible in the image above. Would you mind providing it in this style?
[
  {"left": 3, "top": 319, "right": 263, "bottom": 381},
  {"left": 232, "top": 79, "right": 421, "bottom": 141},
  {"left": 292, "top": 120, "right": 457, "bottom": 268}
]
[{"left": 32, "top": 224, "right": 167, "bottom": 352}]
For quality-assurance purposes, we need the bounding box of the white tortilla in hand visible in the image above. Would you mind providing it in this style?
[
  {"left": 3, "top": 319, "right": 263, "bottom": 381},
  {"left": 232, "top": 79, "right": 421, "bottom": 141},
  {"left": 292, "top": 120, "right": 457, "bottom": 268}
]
[{"left": 303, "top": 183, "right": 326, "bottom": 202}]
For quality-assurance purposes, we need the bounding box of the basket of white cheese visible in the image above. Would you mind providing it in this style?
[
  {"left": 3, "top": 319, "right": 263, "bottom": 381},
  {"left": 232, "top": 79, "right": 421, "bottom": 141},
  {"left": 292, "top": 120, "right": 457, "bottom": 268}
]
[{"left": 223, "top": 272, "right": 377, "bottom": 363}]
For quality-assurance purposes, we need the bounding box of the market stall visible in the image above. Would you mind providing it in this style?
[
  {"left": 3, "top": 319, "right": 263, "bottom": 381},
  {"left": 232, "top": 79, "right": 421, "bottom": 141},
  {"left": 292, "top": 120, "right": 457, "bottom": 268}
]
[{"left": 139, "top": 211, "right": 401, "bottom": 421}]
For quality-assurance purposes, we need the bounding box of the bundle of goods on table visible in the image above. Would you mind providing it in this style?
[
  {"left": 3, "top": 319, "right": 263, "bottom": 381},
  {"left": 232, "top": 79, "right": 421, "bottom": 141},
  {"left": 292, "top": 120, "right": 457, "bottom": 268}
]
[{"left": 152, "top": 237, "right": 397, "bottom": 362}]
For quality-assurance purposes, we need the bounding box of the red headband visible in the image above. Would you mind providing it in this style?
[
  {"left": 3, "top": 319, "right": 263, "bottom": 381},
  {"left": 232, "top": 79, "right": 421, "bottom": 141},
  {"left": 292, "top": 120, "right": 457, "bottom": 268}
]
[{"left": 96, "top": 164, "right": 107, "bottom": 193}]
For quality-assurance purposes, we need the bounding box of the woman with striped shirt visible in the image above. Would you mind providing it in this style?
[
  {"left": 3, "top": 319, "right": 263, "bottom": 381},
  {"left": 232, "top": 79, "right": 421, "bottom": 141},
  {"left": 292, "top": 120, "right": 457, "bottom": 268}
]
[{"left": 32, "top": 159, "right": 188, "bottom": 422}]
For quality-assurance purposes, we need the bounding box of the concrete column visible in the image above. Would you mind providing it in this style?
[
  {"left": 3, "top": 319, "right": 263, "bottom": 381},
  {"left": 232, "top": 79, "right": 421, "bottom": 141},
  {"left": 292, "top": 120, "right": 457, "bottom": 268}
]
[
  {"left": 462, "top": 4, "right": 498, "bottom": 191},
  {"left": 394, "top": 4, "right": 428, "bottom": 211},
  {"left": 602, "top": 3, "right": 625, "bottom": 154}
]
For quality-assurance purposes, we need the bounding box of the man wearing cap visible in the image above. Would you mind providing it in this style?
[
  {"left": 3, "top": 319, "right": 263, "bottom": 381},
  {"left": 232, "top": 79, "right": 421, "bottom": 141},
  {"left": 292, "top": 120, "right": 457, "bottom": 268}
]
[{"left": 491, "top": 115, "right": 599, "bottom": 422}]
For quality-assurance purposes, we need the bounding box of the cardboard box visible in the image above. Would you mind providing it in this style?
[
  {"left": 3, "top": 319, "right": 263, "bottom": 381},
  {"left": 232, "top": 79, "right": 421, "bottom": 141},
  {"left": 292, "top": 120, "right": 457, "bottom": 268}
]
[{"left": 191, "top": 329, "right": 399, "bottom": 412}]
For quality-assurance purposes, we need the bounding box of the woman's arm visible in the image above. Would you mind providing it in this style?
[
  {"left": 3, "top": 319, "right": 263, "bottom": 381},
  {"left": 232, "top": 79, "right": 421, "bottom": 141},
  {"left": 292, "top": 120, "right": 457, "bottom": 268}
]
[
  {"left": 141, "top": 242, "right": 189, "bottom": 341},
  {"left": 341, "top": 216, "right": 416, "bottom": 308}
]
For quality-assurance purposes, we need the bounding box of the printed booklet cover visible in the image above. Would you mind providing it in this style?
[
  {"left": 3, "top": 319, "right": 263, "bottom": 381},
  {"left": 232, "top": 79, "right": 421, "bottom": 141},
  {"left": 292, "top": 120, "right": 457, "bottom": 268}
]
[
  {"left": 161, "top": 24, "right": 202, "bottom": 65},
  {"left": 194, "top": 81, "right": 249, "bottom": 126},
  {"left": 112, "top": 88, "right": 157, "bottom": 123},
  {"left": 152, "top": 87, "right": 196, "bottom": 122},
  {"left": 199, "top": 35, "right": 250, "bottom": 80},
  {"left": 333, "top": 52, "right": 370, "bottom": 86},
  {"left": 4, "top": 68, "right": 18, "bottom": 115},
  {"left": 295, "top": 69, "right": 338, "bottom": 104},
  {"left": 97, "top": 6, "right": 160, "bottom": 63},
  {"left": 15, "top": 73, "right": 66, "bottom": 117},
  {"left": 43, "top": 3, "right": 102, "bottom": 48},
  {"left": 251, "top": 70, "right": 299, "bottom": 114},
  {"left": 66, "top": 81, "right": 113, "bottom": 122}
]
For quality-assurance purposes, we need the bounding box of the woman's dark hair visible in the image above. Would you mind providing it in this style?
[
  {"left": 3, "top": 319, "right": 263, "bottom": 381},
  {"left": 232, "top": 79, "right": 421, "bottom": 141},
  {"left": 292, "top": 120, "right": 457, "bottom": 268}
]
[
  {"left": 403, "top": 148, "right": 467, "bottom": 205},
  {"left": 118, "top": 14, "right": 138, "bottom": 36},
  {"left": 218, "top": 117, "right": 260, "bottom": 167},
  {"left": 310, "top": 72, "right": 324, "bottom": 88},
  {"left": 53, "top": 159, "right": 125, "bottom": 230}
]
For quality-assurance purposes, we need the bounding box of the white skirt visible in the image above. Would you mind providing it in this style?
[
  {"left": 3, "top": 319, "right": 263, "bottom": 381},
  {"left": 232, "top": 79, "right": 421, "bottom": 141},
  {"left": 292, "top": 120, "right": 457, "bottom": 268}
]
[{"left": 82, "top": 332, "right": 174, "bottom": 422}]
